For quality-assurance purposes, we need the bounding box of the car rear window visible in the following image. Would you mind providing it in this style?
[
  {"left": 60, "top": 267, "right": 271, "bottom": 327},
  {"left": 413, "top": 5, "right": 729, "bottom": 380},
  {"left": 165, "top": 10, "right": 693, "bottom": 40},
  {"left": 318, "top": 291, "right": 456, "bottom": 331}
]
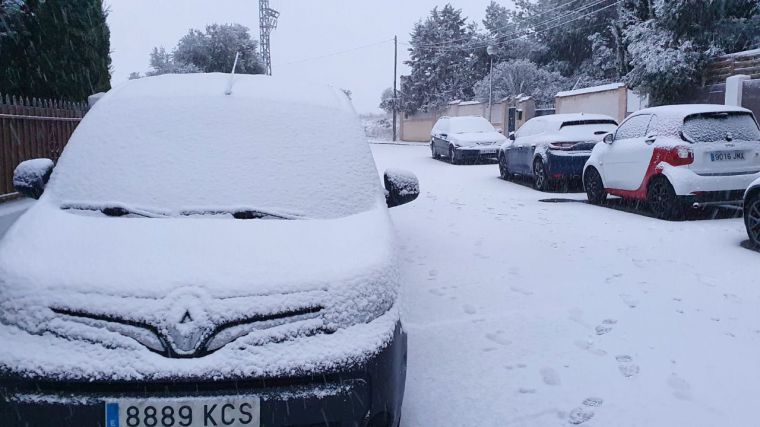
[
  {"left": 683, "top": 112, "right": 760, "bottom": 143},
  {"left": 559, "top": 119, "right": 618, "bottom": 129}
]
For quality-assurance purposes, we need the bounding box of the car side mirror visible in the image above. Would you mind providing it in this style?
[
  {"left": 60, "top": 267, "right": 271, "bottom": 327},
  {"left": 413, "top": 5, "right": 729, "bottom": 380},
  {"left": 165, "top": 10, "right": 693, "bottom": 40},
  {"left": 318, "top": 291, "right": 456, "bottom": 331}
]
[
  {"left": 440, "top": 133, "right": 448, "bottom": 139},
  {"left": 603, "top": 133, "right": 614, "bottom": 144},
  {"left": 384, "top": 169, "right": 419, "bottom": 208},
  {"left": 13, "top": 158, "right": 54, "bottom": 199},
  {"left": 509, "top": 132, "right": 516, "bottom": 141}
]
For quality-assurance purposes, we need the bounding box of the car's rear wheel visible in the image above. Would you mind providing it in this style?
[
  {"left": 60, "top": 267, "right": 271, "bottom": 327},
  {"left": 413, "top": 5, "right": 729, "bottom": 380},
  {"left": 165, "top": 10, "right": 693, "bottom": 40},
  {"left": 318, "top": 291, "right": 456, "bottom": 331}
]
[
  {"left": 584, "top": 167, "right": 607, "bottom": 205},
  {"left": 744, "top": 190, "right": 760, "bottom": 247},
  {"left": 449, "top": 145, "right": 459, "bottom": 165},
  {"left": 498, "top": 153, "right": 511, "bottom": 180},
  {"left": 533, "top": 158, "right": 549, "bottom": 191},
  {"left": 647, "top": 176, "right": 684, "bottom": 220}
]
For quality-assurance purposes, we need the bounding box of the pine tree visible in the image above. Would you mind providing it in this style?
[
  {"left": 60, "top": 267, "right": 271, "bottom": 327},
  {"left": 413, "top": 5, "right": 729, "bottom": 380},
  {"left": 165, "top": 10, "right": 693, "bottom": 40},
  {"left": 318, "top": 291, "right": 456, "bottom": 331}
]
[
  {"left": 401, "top": 5, "right": 488, "bottom": 113},
  {"left": 0, "top": 0, "right": 112, "bottom": 101}
]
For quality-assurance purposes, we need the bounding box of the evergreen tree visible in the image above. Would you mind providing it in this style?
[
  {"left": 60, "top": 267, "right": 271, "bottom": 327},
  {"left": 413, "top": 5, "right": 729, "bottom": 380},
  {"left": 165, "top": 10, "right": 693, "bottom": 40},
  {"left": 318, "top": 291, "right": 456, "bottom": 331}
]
[
  {"left": 401, "top": 5, "right": 488, "bottom": 113},
  {"left": 0, "top": 0, "right": 112, "bottom": 100},
  {"left": 622, "top": 0, "right": 760, "bottom": 105}
]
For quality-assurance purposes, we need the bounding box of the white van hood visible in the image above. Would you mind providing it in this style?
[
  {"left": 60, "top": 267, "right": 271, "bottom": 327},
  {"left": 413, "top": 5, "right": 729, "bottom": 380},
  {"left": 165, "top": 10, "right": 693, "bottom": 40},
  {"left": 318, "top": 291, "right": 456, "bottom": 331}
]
[{"left": 0, "top": 198, "right": 400, "bottom": 380}]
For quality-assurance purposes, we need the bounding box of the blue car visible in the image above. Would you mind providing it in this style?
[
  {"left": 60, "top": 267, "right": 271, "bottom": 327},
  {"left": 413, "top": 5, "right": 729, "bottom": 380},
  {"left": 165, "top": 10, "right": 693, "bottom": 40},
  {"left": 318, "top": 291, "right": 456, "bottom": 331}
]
[{"left": 498, "top": 114, "right": 618, "bottom": 191}]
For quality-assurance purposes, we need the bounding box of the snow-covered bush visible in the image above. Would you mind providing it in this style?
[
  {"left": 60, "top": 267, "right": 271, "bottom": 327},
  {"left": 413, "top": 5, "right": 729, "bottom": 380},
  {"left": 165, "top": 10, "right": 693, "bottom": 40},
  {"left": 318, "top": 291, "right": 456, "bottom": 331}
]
[{"left": 472, "top": 59, "right": 571, "bottom": 106}]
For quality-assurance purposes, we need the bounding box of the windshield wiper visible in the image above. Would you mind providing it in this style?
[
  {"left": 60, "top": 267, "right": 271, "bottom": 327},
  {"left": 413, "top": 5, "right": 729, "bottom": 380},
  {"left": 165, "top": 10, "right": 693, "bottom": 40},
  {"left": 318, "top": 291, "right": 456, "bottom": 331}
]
[
  {"left": 179, "top": 208, "right": 304, "bottom": 220},
  {"left": 61, "top": 203, "right": 168, "bottom": 218}
]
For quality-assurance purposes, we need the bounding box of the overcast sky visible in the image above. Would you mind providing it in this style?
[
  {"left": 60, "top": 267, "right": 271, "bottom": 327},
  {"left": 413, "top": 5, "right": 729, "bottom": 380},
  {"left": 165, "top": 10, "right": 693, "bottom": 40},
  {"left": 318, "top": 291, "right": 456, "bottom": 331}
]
[{"left": 105, "top": 0, "right": 509, "bottom": 113}]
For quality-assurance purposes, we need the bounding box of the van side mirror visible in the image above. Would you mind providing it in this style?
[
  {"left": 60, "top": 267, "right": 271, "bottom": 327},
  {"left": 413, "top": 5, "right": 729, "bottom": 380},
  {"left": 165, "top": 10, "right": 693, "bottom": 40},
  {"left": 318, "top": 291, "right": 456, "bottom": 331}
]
[
  {"left": 603, "top": 133, "right": 614, "bottom": 144},
  {"left": 384, "top": 169, "right": 419, "bottom": 208},
  {"left": 13, "top": 158, "right": 54, "bottom": 199}
]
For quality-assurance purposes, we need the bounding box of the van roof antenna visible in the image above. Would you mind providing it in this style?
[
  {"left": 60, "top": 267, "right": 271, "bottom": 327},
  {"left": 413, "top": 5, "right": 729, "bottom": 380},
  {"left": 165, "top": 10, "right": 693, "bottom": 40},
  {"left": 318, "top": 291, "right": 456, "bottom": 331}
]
[{"left": 225, "top": 52, "right": 241, "bottom": 95}]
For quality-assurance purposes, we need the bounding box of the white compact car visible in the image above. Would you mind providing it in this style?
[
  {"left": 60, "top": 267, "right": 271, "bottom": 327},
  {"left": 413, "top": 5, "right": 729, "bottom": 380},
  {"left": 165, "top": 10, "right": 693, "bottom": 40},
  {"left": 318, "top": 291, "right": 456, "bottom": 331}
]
[
  {"left": 583, "top": 105, "right": 760, "bottom": 219},
  {"left": 430, "top": 116, "right": 506, "bottom": 164}
]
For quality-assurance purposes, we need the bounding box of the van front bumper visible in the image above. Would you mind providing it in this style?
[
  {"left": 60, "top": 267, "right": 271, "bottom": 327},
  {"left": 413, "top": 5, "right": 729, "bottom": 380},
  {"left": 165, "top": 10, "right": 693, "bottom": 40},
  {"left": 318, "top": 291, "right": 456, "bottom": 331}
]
[{"left": 0, "top": 322, "right": 407, "bottom": 427}]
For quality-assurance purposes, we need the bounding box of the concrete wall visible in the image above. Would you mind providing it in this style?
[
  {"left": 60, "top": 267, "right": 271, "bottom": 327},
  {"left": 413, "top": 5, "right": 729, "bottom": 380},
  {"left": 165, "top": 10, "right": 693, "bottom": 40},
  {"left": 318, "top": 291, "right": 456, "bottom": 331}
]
[
  {"left": 400, "top": 97, "right": 538, "bottom": 142},
  {"left": 399, "top": 110, "right": 439, "bottom": 143},
  {"left": 555, "top": 86, "right": 628, "bottom": 122}
]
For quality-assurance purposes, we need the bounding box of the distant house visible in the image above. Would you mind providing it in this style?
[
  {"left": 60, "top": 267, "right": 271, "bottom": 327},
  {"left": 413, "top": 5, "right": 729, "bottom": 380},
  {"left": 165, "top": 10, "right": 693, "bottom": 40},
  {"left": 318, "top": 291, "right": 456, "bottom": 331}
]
[
  {"left": 555, "top": 83, "right": 648, "bottom": 123},
  {"left": 399, "top": 96, "right": 540, "bottom": 142}
]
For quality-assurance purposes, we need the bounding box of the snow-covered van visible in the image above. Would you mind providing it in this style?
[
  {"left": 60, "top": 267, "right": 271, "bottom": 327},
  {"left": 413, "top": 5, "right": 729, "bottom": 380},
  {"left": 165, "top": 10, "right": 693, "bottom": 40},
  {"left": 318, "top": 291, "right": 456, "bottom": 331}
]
[
  {"left": 583, "top": 105, "right": 760, "bottom": 219},
  {"left": 0, "top": 74, "right": 418, "bottom": 427}
]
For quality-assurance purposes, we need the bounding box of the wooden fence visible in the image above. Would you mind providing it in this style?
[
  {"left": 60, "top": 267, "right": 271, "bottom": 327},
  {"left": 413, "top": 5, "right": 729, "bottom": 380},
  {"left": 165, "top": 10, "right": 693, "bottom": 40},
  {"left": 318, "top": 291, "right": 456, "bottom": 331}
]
[
  {"left": 705, "top": 49, "right": 760, "bottom": 85},
  {"left": 0, "top": 94, "right": 88, "bottom": 200}
]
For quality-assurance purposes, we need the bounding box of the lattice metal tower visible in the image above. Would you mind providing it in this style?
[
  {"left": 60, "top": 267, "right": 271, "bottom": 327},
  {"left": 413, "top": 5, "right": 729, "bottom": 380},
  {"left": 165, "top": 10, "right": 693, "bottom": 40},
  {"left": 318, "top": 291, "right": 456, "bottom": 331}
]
[{"left": 259, "top": 0, "right": 279, "bottom": 75}]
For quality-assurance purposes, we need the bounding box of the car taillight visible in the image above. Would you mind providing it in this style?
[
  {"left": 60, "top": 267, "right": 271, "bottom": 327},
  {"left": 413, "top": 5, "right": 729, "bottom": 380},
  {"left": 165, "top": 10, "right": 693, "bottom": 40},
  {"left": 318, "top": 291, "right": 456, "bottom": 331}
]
[{"left": 655, "top": 146, "right": 694, "bottom": 167}]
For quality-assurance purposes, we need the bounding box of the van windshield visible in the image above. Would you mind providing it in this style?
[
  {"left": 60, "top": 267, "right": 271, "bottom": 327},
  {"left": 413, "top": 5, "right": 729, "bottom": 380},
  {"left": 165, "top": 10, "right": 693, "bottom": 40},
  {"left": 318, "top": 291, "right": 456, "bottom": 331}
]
[
  {"left": 683, "top": 112, "right": 760, "bottom": 143},
  {"left": 47, "top": 87, "right": 381, "bottom": 220}
]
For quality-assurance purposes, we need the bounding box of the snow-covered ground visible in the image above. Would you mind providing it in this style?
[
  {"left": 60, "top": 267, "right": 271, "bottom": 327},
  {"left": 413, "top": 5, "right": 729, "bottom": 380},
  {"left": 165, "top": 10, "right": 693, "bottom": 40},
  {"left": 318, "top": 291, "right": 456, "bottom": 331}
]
[
  {"left": 2, "top": 143, "right": 759, "bottom": 425},
  {"left": 371, "top": 143, "right": 760, "bottom": 427}
]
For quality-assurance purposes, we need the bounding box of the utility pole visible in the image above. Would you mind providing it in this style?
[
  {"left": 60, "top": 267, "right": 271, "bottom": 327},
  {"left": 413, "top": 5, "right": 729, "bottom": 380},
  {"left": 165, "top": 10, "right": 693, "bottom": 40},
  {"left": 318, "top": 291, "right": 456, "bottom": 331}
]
[
  {"left": 259, "top": 0, "right": 279, "bottom": 75},
  {"left": 393, "top": 35, "right": 398, "bottom": 142},
  {"left": 487, "top": 45, "right": 496, "bottom": 124}
]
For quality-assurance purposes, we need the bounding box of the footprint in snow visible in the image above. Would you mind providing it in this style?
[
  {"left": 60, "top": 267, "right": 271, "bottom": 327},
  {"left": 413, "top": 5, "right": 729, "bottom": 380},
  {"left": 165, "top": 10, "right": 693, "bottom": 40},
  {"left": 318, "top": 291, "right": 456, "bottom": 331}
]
[
  {"left": 616, "top": 355, "right": 640, "bottom": 378},
  {"left": 568, "top": 407, "right": 594, "bottom": 425},
  {"left": 566, "top": 398, "right": 603, "bottom": 425},
  {"left": 595, "top": 319, "right": 617, "bottom": 335},
  {"left": 517, "top": 387, "right": 536, "bottom": 394},
  {"left": 574, "top": 340, "right": 607, "bottom": 357},
  {"left": 540, "top": 368, "right": 561, "bottom": 386},
  {"left": 605, "top": 273, "right": 623, "bottom": 284},
  {"left": 619, "top": 293, "right": 639, "bottom": 308},
  {"left": 668, "top": 374, "right": 692, "bottom": 400},
  {"left": 463, "top": 304, "right": 477, "bottom": 315},
  {"left": 582, "top": 397, "right": 604, "bottom": 407},
  {"left": 485, "top": 331, "right": 511, "bottom": 346},
  {"left": 428, "top": 288, "right": 444, "bottom": 296},
  {"left": 510, "top": 285, "right": 533, "bottom": 296}
]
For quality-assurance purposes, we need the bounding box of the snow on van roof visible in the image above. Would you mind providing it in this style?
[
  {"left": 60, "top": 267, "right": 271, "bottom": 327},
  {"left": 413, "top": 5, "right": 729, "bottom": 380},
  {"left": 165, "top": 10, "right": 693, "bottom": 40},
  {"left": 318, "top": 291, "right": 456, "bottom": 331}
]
[
  {"left": 555, "top": 82, "right": 625, "bottom": 98},
  {"left": 634, "top": 104, "right": 752, "bottom": 119},
  {"left": 109, "top": 72, "right": 355, "bottom": 112}
]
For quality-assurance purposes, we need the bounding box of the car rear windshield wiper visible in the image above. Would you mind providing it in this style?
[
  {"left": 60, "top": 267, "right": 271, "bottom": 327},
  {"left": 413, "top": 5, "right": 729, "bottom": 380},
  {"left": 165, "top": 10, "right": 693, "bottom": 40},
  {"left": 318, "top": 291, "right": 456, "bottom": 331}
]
[
  {"left": 179, "top": 208, "right": 305, "bottom": 220},
  {"left": 61, "top": 203, "right": 169, "bottom": 218}
]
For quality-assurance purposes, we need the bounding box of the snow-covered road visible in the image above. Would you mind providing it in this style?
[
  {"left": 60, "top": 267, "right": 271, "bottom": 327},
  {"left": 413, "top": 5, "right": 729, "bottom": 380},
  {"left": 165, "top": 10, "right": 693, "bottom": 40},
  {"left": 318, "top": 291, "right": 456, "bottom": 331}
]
[
  {"left": 1, "top": 143, "right": 758, "bottom": 426},
  {"left": 371, "top": 143, "right": 760, "bottom": 427}
]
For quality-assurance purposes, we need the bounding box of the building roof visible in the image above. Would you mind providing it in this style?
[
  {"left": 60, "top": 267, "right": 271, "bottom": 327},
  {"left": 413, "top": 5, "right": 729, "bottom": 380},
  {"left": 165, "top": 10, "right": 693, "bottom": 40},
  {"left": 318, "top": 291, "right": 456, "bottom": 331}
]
[{"left": 556, "top": 83, "right": 626, "bottom": 98}]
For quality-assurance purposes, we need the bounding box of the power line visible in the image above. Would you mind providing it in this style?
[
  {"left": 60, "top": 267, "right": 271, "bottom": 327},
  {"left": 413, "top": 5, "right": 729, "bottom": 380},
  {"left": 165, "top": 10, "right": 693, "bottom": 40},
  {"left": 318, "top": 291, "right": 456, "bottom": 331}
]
[{"left": 282, "top": 39, "right": 394, "bottom": 66}]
